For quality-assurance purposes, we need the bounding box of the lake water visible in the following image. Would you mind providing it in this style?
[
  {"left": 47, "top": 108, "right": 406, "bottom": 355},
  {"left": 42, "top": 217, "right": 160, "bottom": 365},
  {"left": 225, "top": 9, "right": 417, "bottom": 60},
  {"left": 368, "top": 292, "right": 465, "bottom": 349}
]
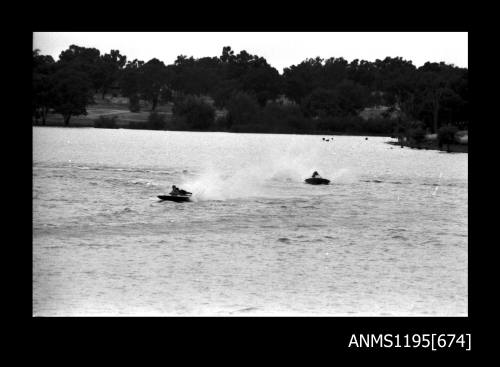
[{"left": 33, "top": 127, "right": 468, "bottom": 316}]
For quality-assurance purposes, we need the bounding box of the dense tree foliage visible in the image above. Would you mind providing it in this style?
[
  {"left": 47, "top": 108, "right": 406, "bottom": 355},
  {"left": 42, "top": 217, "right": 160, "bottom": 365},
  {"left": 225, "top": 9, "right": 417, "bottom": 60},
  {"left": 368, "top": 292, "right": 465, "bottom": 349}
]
[
  {"left": 172, "top": 95, "right": 215, "bottom": 130},
  {"left": 145, "top": 111, "right": 167, "bottom": 130},
  {"left": 262, "top": 102, "right": 308, "bottom": 132},
  {"left": 168, "top": 55, "right": 220, "bottom": 96},
  {"left": 33, "top": 44, "right": 468, "bottom": 135},
  {"left": 437, "top": 124, "right": 459, "bottom": 152},
  {"left": 118, "top": 58, "right": 172, "bottom": 111},
  {"left": 119, "top": 59, "right": 144, "bottom": 111},
  {"left": 51, "top": 66, "right": 93, "bottom": 125},
  {"left": 33, "top": 50, "right": 56, "bottom": 124},
  {"left": 223, "top": 91, "right": 261, "bottom": 130},
  {"left": 415, "top": 62, "right": 468, "bottom": 132},
  {"left": 58, "top": 45, "right": 102, "bottom": 92},
  {"left": 139, "top": 58, "right": 171, "bottom": 111},
  {"left": 96, "top": 50, "right": 127, "bottom": 98}
]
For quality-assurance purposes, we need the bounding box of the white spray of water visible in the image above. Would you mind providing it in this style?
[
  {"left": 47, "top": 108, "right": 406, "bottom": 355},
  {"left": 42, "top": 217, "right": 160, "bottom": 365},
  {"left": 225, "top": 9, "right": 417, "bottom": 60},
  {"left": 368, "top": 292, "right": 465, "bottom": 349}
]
[{"left": 178, "top": 137, "right": 357, "bottom": 201}]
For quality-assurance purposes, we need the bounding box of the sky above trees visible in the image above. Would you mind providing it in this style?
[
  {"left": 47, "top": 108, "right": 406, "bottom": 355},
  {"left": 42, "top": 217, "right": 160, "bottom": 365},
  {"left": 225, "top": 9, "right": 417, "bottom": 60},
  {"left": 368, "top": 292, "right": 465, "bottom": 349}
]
[{"left": 33, "top": 32, "right": 468, "bottom": 74}]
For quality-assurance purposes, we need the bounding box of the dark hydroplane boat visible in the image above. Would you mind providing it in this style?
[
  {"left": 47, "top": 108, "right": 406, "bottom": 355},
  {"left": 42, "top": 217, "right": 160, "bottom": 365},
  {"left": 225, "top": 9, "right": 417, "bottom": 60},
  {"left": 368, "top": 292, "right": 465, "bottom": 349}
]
[
  {"left": 159, "top": 185, "right": 192, "bottom": 202},
  {"left": 157, "top": 194, "right": 192, "bottom": 202},
  {"left": 305, "top": 171, "right": 330, "bottom": 185},
  {"left": 305, "top": 177, "right": 330, "bottom": 185}
]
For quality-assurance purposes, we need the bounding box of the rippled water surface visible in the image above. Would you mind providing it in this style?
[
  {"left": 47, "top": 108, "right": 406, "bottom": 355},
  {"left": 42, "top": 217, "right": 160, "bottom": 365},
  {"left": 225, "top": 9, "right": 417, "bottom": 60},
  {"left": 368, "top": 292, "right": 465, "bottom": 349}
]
[{"left": 33, "top": 127, "right": 467, "bottom": 316}]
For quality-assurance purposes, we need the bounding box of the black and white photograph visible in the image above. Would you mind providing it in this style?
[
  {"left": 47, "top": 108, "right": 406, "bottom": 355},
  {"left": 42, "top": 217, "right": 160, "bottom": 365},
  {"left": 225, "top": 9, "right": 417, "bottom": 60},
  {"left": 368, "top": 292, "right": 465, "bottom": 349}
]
[{"left": 32, "top": 32, "right": 468, "bottom": 317}]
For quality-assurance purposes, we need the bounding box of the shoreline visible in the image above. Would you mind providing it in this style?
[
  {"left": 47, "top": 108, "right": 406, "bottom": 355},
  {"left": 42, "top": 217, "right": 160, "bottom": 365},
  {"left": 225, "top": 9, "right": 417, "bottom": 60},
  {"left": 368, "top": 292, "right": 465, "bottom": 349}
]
[
  {"left": 386, "top": 140, "right": 468, "bottom": 153},
  {"left": 32, "top": 123, "right": 393, "bottom": 138}
]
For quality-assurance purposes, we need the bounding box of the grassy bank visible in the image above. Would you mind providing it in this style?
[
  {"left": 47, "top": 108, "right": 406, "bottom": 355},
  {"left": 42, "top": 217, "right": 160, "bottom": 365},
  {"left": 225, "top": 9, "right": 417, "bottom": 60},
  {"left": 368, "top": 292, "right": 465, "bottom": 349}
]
[
  {"left": 34, "top": 110, "right": 393, "bottom": 137},
  {"left": 33, "top": 98, "right": 465, "bottom": 145}
]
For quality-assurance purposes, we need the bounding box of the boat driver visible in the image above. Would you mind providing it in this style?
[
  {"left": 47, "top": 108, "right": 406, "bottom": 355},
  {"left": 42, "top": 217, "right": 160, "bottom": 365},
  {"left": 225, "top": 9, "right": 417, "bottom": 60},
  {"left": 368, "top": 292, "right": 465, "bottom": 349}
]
[{"left": 170, "top": 185, "right": 181, "bottom": 195}]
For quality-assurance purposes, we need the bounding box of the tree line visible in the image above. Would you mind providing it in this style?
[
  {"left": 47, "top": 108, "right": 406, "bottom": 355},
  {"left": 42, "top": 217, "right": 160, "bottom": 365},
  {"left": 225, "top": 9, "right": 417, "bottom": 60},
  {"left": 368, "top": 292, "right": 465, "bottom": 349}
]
[{"left": 33, "top": 44, "right": 468, "bottom": 136}]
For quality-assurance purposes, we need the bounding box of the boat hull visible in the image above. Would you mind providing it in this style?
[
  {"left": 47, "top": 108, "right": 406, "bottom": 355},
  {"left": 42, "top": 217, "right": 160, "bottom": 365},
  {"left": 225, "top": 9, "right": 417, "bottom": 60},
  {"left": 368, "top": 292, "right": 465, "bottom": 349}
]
[
  {"left": 157, "top": 195, "right": 191, "bottom": 202},
  {"left": 305, "top": 177, "right": 330, "bottom": 185}
]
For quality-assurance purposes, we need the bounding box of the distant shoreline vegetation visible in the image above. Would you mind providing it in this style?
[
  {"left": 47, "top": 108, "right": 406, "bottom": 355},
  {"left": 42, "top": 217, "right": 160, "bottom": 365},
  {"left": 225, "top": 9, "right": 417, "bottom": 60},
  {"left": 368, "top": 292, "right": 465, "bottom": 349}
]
[{"left": 33, "top": 45, "right": 468, "bottom": 151}]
